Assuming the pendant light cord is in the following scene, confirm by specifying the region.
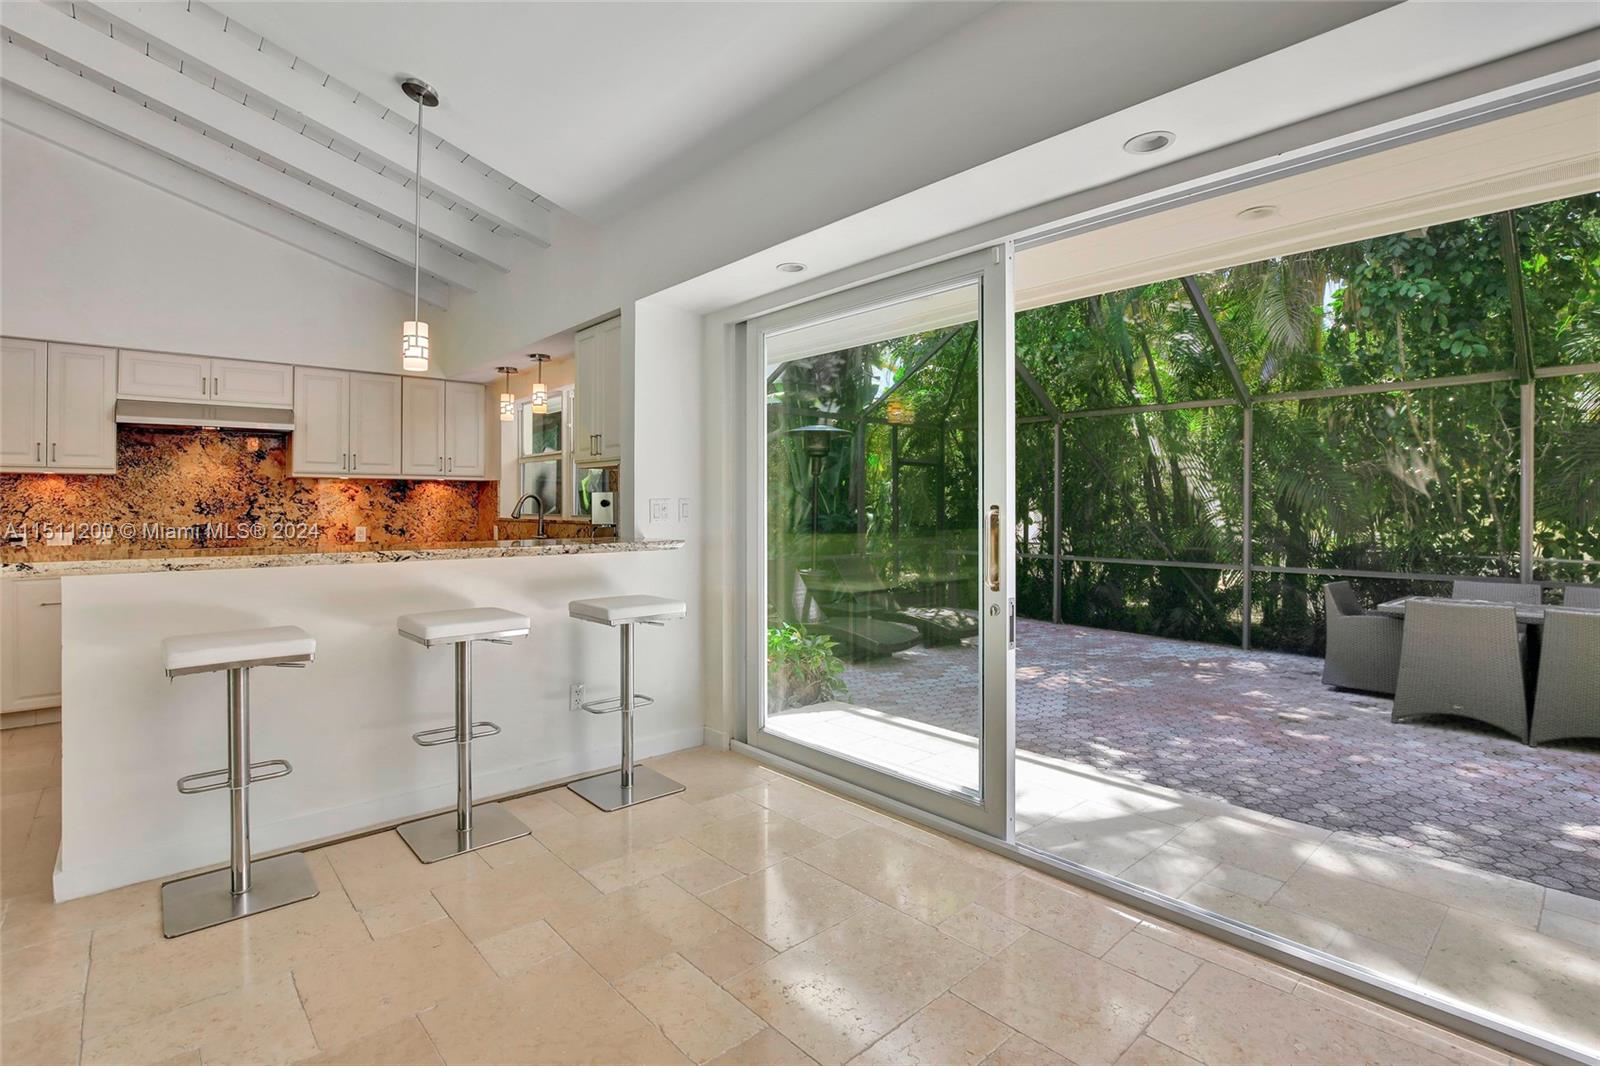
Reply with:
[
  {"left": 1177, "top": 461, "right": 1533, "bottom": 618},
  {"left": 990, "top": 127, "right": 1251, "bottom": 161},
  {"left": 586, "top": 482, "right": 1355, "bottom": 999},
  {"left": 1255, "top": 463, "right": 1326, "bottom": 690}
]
[{"left": 413, "top": 92, "right": 423, "bottom": 326}]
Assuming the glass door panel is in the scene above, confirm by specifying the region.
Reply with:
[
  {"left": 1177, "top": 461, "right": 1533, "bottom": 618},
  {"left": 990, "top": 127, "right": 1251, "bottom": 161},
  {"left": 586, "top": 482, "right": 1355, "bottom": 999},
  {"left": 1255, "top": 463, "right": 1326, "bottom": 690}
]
[{"left": 747, "top": 249, "right": 1014, "bottom": 837}]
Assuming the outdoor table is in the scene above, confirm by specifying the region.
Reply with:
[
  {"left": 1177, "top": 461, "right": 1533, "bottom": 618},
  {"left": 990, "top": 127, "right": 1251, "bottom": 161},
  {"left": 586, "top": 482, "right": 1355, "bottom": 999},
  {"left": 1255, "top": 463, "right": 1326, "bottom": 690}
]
[{"left": 1375, "top": 596, "right": 1600, "bottom": 625}]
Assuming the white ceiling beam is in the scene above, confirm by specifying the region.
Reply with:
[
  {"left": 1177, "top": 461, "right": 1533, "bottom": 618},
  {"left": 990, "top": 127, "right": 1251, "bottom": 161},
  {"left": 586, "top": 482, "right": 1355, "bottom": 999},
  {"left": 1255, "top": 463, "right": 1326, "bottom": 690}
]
[
  {"left": 2, "top": 88, "right": 451, "bottom": 309},
  {"left": 0, "top": 2, "right": 515, "bottom": 271},
  {"left": 80, "top": 0, "right": 552, "bottom": 247},
  {"left": 0, "top": 42, "right": 485, "bottom": 292}
]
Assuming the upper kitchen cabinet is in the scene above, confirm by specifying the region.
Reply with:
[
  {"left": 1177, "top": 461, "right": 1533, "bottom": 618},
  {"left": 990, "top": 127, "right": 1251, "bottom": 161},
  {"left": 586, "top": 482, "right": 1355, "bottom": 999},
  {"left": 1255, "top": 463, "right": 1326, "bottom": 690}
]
[
  {"left": 401, "top": 378, "right": 487, "bottom": 478},
  {"left": 348, "top": 373, "right": 403, "bottom": 476},
  {"left": 292, "top": 369, "right": 404, "bottom": 477},
  {"left": 574, "top": 317, "right": 622, "bottom": 466},
  {"left": 444, "top": 381, "right": 486, "bottom": 478},
  {"left": 119, "top": 350, "right": 293, "bottom": 407},
  {"left": 0, "top": 339, "right": 116, "bottom": 474}
]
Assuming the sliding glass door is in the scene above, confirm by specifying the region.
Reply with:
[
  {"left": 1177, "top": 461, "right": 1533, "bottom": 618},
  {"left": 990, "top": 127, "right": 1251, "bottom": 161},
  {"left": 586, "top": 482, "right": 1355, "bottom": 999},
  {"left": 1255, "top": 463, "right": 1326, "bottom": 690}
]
[{"left": 745, "top": 247, "right": 1014, "bottom": 837}]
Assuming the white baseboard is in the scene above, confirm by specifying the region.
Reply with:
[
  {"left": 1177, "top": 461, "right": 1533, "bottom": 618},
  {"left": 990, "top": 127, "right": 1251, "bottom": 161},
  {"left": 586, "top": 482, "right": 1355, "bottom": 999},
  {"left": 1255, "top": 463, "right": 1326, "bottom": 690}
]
[
  {"left": 52, "top": 725, "right": 705, "bottom": 901},
  {"left": 701, "top": 727, "right": 730, "bottom": 751}
]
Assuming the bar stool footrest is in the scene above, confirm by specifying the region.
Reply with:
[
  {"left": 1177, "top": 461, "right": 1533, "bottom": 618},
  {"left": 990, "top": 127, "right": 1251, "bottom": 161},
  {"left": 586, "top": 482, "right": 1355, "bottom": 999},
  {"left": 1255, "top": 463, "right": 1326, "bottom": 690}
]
[
  {"left": 411, "top": 721, "right": 502, "bottom": 747},
  {"left": 175, "top": 758, "right": 294, "bottom": 794},
  {"left": 160, "top": 851, "right": 319, "bottom": 938},
  {"left": 579, "top": 694, "right": 655, "bottom": 715}
]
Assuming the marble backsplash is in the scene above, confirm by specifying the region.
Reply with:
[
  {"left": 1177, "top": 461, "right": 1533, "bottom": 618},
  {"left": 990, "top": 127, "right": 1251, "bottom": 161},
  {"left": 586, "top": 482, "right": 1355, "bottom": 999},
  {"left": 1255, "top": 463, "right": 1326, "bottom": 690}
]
[{"left": 0, "top": 428, "right": 496, "bottom": 552}]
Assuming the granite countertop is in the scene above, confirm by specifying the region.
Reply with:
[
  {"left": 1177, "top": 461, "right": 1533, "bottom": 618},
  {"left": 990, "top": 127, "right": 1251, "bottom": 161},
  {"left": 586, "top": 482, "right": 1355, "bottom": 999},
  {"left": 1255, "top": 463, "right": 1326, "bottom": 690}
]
[{"left": 0, "top": 538, "right": 685, "bottom": 577}]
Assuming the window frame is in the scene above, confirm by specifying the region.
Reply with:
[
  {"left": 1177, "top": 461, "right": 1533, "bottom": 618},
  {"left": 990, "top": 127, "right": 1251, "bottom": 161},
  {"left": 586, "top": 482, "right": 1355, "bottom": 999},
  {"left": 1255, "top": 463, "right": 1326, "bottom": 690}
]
[{"left": 516, "top": 385, "right": 575, "bottom": 517}]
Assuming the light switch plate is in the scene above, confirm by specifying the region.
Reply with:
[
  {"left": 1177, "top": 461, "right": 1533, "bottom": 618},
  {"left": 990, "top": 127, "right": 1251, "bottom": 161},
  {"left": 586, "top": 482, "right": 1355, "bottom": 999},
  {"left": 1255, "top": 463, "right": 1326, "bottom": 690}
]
[
  {"left": 678, "top": 498, "right": 690, "bottom": 521},
  {"left": 649, "top": 498, "right": 670, "bottom": 522}
]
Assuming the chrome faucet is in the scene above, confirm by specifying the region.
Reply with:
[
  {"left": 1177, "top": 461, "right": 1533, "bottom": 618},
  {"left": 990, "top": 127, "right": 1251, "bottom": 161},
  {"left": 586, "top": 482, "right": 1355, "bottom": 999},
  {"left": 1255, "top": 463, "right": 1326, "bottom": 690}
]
[{"left": 511, "top": 493, "right": 547, "bottom": 538}]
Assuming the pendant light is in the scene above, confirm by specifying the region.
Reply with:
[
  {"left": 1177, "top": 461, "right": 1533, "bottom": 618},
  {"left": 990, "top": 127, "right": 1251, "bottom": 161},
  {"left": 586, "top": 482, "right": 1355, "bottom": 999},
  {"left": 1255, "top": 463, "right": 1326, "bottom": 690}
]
[
  {"left": 528, "top": 354, "right": 550, "bottom": 414},
  {"left": 497, "top": 366, "right": 518, "bottom": 421},
  {"left": 400, "top": 77, "right": 439, "bottom": 373}
]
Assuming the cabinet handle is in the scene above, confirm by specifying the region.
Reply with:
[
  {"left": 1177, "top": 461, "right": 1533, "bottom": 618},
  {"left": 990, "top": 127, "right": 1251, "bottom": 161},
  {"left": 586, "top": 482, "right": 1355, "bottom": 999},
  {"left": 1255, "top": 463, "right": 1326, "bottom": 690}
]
[
  {"left": 437, "top": 455, "right": 443, "bottom": 472},
  {"left": 51, "top": 443, "right": 56, "bottom": 462},
  {"left": 35, "top": 442, "right": 41, "bottom": 462},
  {"left": 201, "top": 377, "right": 207, "bottom": 396},
  {"left": 351, "top": 453, "right": 357, "bottom": 470},
  {"left": 213, "top": 376, "right": 219, "bottom": 396},
  {"left": 38, "top": 601, "right": 61, "bottom": 607},
  {"left": 447, "top": 456, "right": 453, "bottom": 473},
  {"left": 342, "top": 452, "right": 348, "bottom": 470}
]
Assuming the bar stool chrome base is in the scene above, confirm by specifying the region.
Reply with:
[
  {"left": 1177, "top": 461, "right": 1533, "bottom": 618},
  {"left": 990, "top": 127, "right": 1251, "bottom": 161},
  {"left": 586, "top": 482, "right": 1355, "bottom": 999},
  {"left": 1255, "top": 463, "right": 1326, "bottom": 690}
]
[
  {"left": 397, "top": 800, "right": 529, "bottom": 864},
  {"left": 161, "top": 851, "right": 318, "bottom": 939},
  {"left": 568, "top": 764, "right": 685, "bottom": 813}
]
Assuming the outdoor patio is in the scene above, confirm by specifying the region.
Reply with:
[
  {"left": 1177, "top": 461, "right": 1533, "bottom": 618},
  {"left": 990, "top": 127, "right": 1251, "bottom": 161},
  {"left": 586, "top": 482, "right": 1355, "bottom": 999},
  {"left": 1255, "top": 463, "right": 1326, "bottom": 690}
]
[{"left": 766, "top": 619, "right": 1600, "bottom": 1047}]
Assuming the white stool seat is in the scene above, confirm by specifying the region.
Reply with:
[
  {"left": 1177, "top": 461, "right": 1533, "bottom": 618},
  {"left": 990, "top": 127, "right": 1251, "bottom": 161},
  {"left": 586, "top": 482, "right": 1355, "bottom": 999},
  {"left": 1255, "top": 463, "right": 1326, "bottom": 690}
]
[
  {"left": 397, "top": 607, "right": 531, "bottom": 646},
  {"left": 163, "top": 625, "right": 315, "bottom": 677},
  {"left": 569, "top": 595, "right": 687, "bottom": 626}
]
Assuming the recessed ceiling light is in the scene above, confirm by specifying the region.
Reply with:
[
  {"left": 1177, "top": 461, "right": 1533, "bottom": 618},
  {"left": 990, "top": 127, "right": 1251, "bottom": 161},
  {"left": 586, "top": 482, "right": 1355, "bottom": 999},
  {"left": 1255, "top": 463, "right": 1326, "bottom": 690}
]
[
  {"left": 1122, "top": 130, "right": 1175, "bottom": 155},
  {"left": 777, "top": 262, "right": 806, "bottom": 273},
  {"left": 1236, "top": 205, "right": 1279, "bottom": 222}
]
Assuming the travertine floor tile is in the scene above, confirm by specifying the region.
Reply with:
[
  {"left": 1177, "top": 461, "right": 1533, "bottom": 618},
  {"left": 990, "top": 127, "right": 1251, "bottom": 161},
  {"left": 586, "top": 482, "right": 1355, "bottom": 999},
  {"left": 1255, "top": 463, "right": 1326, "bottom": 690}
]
[
  {"left": 669, "top": 853, "right": 747, "bottom": 897},
  {"left": 1102, "top": 930, "right": 1202, "bottom": 992},
  {"left": 475, "top": 833, "right": 553, "bottom": 869},
  {"left": 420, "top": 949, "right": 690, "bottom": 1065},
  {"left": 1119, "top": 845, "right": 1219, "bottom": 899},
  {"left": 294, "top": 1017, "right": 443, "bottom": 1066},
  {"left": 1, "top": 999, "right": 83, "bottom": 1066},
  {"left": 291, "top": 919, "right": 496, "bottom": 1050},
  {"left": 355, "top": 892, "right": 446, "bottom": 940},
  {"left": 533, "top": 796, "right": 704, "bottom": 870},
  {"left": 799, "top": 826, "right": 1008, "bottom": 926},
  {"left": 726, "top": 902, "right": 985, "bottom": 1066},
  {"left": 1147, "top": 963, "right": 1462, "bottom": 1066},
  {"left": 677, "top": 922, "right": 777, "bottom": 986},
  {"left": 702, "top": 858, "right": 873, "bottom": 951},
  {"left": 81, "top": 971, "right": 316, "bottom": 1066},
  {"left": 937, "top": 903, "right": 1028, "bottom": 956},
  {"left": 1178, "top": 882, "right": 1339, "bottom": 950},
  {"left": 322, "top": 831, "right": 488, "bottom": 913},
  {"left": 614, "top": 953, "right": 765, "bottom": 1063},
  {"left": 1292, "top": 979, "right": 1511, "bottom": 1066},
  {"left": 848, "top": 993, "right": 1013, "bottom": 1066},
  {"left": 1168, "top": 816, "right": 1320, "bottom": 882},
  {"left": 738, "top": 778, "right": 860, "bottom": 823},
  {"left": 980, "top": 1033, "right": 1072, "bottom": 1066},
  {"left": 704, "top": 1027, "right": 817, "bottom": 1066},
  {"left": 472, "top": 918, "right": 568, "bottom": 979},
  {"left": 983, "top": 871, "right": 1141, "bottom": 957},
  {"left": 430, "top": 852, "right": 602, "bottom": 942},
  {"left": 554, "top": 875, "right": 735, "bottom": 981},
  {"left": 953, "top": 932, "right": 1169, "bottom": 1066},
  {"left": 1, "top": 881, "right": 157, "bottom": 953},
  {"left": 2, "top": 930, "right": 89, "bottom": 1022},
  {"left": 1307, "top": 834, "right": 1544, "bottom": 930},
  {"left": 1112, "top": 1035, "right": 1201, "bottom": 1066},
  {"left": 580, "top": 837, "right": 711, "bottom": 894},
  {"left": 1272, "top": 864, "right": 1447, "bottom": 956},
  {"left": 685, "top": 809, "right": 827, "bottom": 874}
]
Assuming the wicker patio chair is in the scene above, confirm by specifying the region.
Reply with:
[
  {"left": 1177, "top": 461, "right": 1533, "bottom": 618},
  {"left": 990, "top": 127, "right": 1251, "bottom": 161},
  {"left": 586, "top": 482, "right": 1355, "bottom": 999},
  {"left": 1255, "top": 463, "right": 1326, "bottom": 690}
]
[
  {"left": 1530, "top": 608, "right": 1600, "bottom": 744},
  {"left": 1452, "top": 579, "right": 1541, "bottom": 605},
  {"left": 1321, "top": 581, "right": 1403, "bottom": 695},
  {"left": 1393, "top": 599, "right": 1528, "bottom": 742},
  {"left": 1563, "top": 585, "right": 1600, "bottom": 609}
]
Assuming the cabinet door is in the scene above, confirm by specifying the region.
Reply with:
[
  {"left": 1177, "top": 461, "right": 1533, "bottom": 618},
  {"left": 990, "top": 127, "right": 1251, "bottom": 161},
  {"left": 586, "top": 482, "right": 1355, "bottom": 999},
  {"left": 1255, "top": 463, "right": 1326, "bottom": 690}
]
[
  {"left": 211, "top": 358, "right": 294, "bottom": 407},
  {"left": 573, "top": 329, "right": 597, "bottom": 458},
  {"left": 596, "top": 318, "right": 623, "bottom": 462},
  {"left": 1, "top": 338, "right": 48, "bottom": 469},
  {"left": 2, "top": 579, "right": 62, "bottom": 712},
  {"left": 117, "top": 349, "right": 209, "bottom": 401},
  {"left": 401, "top": 377, "right": 447, "bottom": 476},
  {"left": 292, "top": 368, "right": 349, "bottom": 475},
  {"left": 46, "top": 344, "right": 118, "bottom": 472},
  {"left": 349, "top": 373, "right": 402, "bottom": 476},
  {"left": 444, "top": 381, "right": 486, "bottom": 478}
]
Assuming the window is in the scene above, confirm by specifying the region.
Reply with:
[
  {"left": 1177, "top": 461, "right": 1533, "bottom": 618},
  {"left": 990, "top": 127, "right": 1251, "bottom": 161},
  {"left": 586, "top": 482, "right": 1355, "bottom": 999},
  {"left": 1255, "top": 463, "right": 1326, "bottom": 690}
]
[{"left": 517, "top": 387, "right": 572, "bottom": 515}]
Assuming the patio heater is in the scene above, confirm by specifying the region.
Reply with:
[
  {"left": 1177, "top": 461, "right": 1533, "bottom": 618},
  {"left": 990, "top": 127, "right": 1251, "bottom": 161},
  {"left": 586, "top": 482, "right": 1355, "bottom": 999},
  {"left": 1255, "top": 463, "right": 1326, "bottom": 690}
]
[{"left": 791, "top": 423, "right": 848, "bottom": 569}]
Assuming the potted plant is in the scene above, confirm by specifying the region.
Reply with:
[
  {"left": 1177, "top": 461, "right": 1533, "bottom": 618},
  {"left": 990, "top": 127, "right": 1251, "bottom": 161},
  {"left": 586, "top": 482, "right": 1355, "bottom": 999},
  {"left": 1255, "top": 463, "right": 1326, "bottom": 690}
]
[{"left": 767, "top": 624, "right": 847, "bottom": 710}]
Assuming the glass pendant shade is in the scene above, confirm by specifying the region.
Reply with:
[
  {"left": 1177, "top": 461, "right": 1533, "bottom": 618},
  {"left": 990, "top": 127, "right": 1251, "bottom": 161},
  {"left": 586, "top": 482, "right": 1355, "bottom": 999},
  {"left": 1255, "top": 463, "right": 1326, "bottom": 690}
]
[
  {"left": 402, "top": 320, "right": 430, "bottom": 373},
  {"left": 529, "top": 380, "right": 548, "bottom": 414},
  {"left": 499, "top": 392, "right": 515, "bottom": 421}
]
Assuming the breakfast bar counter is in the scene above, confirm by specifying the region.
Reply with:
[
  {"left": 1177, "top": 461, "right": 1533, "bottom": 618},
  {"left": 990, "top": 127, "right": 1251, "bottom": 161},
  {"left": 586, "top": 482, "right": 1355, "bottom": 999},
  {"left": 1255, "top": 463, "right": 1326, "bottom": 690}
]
[{"left": 18, "top": 539, "right": 700, "bottom": 900}]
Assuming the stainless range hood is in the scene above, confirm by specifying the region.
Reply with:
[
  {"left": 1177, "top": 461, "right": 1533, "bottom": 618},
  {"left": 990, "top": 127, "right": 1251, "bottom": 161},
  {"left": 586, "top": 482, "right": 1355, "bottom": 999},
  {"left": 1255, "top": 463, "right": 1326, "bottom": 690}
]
[{"left": 115, "top": 399, "right": 295, "bottom": 432}]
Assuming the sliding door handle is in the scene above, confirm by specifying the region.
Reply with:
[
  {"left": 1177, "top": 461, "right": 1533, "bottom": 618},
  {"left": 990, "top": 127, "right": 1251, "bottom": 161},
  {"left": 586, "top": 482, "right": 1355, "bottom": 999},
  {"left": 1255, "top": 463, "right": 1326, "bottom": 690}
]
[{"left": 988, "top": 504, "right": 1001, "bottom": 592}]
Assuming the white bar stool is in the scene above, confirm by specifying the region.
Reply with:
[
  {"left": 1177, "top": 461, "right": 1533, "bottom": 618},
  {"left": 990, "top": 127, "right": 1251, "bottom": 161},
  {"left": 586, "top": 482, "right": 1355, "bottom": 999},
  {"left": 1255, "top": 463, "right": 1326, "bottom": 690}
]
[
  {"left": 160, "top": 625, "right": 318, "bottom": 938},
  {"left": 395, "top": 607, "right": 533, "bottom": 862},
  {"left": 567, "top": 594, "right": 687, "bottom": 811}
]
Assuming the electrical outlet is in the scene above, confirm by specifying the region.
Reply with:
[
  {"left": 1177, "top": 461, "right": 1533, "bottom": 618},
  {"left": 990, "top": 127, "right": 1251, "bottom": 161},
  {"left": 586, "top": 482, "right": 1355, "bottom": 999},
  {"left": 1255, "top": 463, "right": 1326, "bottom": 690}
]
[
  {"left": 570, "top": 683, "right": 585, "bottom": 713},
  {"left": 354, "top": 526, "right": 368, "bottom": 543},
  {"left": 649, "top": 498, "right": 670, "bottom": 522},
  {"left": 678, "top": 498, "right": 690, "bottom": 521}
]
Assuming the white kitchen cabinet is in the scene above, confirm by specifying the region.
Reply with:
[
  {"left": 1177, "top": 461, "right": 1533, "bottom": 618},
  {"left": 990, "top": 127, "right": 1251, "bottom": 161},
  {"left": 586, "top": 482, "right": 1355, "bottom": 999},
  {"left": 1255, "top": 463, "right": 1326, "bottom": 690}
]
[
  {"left": 574, "top": 316, "right": 621, "bottom": 466},
  {"left": 1, "top": 338, "right": 48, "bottom": 469},
  {"left": 401, "top": 377, "right": 447, "bottom": 476},
  {"left": 2, "top": 577, "right": 62, "bottom": 713},
  {"left": 291, "top": 367, "right": 349, "bottom": 476},
  {"left": 119, "top": 350, "right": 292, "bottom": 407},
  {"left": 1, "top": 339, "right": 116, "bottom": 474},
  {"left": 349, "top": 373, "right": 403, "bottom": 476},
  {"left": 211, "top": 358, "right": 294, "bottom": 407},
  {"left": 444, "top": 381, "right": 486, "bottom": 478},
  {"left": 46, "top": 344, "right": 118, "bottom": 472}
]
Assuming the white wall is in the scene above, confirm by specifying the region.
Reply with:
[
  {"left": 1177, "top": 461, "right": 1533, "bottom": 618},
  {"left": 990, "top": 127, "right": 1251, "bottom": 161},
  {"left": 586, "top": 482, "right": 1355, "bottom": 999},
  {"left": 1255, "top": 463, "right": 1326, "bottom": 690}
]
[{"left": 0, "top": 124, "right": 450, "bottom": 374}]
